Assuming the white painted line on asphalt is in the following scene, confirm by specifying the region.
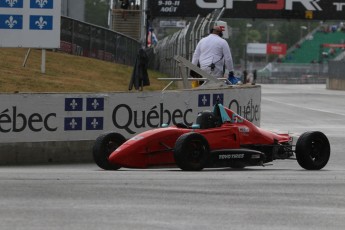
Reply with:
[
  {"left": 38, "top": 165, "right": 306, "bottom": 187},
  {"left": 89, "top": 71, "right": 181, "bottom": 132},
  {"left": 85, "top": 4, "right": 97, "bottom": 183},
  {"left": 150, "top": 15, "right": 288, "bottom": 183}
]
[{"left": 263, "top": 98, "right": 345, "bottom": 117}]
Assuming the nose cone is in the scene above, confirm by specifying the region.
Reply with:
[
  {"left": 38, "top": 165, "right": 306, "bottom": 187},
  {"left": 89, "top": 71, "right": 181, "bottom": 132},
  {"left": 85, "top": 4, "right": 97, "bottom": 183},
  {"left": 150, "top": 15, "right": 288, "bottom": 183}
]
[{"left": 108, "top": 143, "right": 147, "bottom": 168}]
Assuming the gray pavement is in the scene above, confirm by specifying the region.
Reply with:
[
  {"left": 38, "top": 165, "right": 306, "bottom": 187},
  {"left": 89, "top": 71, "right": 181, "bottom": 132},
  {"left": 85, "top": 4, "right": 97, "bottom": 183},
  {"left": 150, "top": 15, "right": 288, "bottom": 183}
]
[{"left": 0, "top": 84, "right": 345, "bottom": 230}]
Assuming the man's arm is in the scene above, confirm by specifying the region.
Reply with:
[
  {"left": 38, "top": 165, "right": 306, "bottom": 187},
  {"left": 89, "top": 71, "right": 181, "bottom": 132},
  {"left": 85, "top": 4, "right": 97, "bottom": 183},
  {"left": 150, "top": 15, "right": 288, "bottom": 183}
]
[
  {"left": 192, "top": 43, "right": 201, "bottom": 65},
  {"left": 222, "top": 41, "right": 234, "bottom": 72}
]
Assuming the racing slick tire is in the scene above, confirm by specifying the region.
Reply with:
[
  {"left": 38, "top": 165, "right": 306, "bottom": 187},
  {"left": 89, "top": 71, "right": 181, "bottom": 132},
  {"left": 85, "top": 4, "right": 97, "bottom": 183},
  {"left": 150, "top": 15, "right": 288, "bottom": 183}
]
[
  {"left": 93, "top": 132, "right": 126, "bottom": 170},
  {"left": 295, "top": 131, "right": 330, "bottom": 170},
  {"left": 174, "top": 133, "right": 210, "bottom": 171}
]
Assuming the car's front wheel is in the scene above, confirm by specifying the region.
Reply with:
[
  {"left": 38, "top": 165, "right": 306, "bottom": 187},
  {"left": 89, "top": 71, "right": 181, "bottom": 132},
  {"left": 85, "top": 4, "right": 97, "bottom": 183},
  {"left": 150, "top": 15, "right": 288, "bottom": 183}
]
[
  {"left": 295, "top": 131, "right": 330, "bottom": 170},
  {"left": 93, "top": 132, "right": 126, "bottom": 170},
  {"left": 174, "top": 133, "right": 210, "bottom": 171}
]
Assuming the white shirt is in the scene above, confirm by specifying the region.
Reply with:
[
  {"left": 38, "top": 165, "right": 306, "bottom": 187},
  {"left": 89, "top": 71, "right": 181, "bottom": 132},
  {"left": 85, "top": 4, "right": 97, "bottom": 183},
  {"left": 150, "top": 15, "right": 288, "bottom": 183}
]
[{"left": 192, "top": 34, "right": 234, "bottom": 78}]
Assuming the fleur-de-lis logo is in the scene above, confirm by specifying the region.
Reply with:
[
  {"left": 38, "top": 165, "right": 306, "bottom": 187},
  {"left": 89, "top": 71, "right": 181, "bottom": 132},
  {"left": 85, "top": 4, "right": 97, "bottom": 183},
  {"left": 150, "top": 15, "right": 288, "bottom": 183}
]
[
  {"left": 69, "top": 119, "right": 78, "bottom": 129},
  {"left": 92, "top": 99, "right": 99, "bottom": 110},
  {"left": 35, "top": 16, "right": 47, "bottom": 29},
  {"left": 5, "top": 16, "right": 17, "bottom": 28},
  {"left": 91, "top": 118, "right": 99, "bottom": 129},
  {"left": 70, "top": 99, "right": 79, "bottom": 110},
  {"left": 5, "top": 0, "right": 18, "bottom": 7},
  {"left": 35, "top": 0, "right": 48, "bottom": 8}
]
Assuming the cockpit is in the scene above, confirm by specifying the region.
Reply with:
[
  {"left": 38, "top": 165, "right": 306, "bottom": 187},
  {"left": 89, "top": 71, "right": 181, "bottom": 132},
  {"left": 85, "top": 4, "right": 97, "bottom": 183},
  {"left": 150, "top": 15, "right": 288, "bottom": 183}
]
[{"left": 195, "top": 103, "right": 232, "bottom": 129}]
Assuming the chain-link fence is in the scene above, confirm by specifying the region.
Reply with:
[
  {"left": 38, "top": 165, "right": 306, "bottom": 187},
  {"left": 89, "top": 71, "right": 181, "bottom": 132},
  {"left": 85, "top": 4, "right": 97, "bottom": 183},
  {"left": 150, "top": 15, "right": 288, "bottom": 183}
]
[
  {"left": 60, "top": 16, "right": 140, "bottom": 66},
  {"left": 151, "top": 9, "right": 225, "bottom": 78},
  {"left": 59, "top": 15, "right": 339, "bottom": 85}
]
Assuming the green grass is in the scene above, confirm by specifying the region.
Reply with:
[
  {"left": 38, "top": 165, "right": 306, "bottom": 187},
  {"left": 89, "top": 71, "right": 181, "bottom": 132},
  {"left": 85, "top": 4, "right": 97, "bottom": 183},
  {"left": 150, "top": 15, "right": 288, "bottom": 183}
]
[{"left": 0, "top": 48, "right": 169, "bottom": 93}]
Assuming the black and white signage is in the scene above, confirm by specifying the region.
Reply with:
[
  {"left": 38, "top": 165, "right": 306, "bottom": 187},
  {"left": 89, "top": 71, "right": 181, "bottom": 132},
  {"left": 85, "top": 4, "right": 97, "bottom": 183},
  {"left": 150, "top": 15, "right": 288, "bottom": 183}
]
[
  {"left": 149, "top": 0, "right": 345, "bottom": 20},
  {"left": 0, "top": 87, "right": 261, "bottom": 143}
]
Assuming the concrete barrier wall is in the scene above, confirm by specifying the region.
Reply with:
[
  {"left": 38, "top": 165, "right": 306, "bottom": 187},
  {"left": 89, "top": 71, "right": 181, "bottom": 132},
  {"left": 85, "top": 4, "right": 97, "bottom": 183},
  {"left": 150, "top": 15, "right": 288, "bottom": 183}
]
[
  {"left": 327, "top": 61, "right": 345, "bottom": 90},
  {"left": 0, "top": 86, "right": 261, "bottom": 165},
  {"left": 0, "top": 141, "right": 93, "bottom": 165},
  {"left": 327, "top": 78, "right": 345, "bottom": 90}
]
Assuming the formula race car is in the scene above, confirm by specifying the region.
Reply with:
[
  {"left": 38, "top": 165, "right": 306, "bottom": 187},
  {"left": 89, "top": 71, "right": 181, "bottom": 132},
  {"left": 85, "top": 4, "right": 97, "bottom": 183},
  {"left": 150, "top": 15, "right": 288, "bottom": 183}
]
[{"left": 93, "top": 103, "right": 331, "bottom": 171}]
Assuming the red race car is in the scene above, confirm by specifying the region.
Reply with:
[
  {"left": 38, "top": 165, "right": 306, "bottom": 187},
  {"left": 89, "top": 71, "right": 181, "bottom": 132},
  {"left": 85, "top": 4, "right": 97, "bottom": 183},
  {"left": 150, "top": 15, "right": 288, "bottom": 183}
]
[{"left": 93, "top": 103, "right": 330, "bottom": 171}]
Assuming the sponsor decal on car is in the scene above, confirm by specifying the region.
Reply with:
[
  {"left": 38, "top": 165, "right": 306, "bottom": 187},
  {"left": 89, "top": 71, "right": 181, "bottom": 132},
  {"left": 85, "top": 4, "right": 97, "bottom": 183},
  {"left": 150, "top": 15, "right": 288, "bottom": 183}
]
[
  {"left": 219, "top": 154, "right": 244, "bottom": 160},
  {"left": 129, "top": 136, "right": 144, "bottom": 141},
  {"left": 251, "top": 154, "right": 261, "bottom": 159},
  {"left": 238, "top": 126, "right": 250, "bottom": 133}
]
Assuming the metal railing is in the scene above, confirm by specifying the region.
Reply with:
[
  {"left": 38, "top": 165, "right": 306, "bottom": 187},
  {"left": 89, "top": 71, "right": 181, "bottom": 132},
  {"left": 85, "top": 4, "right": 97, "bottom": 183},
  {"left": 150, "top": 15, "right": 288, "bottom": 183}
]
[
  {"left": 58, "top": 14, "right": 338, "bottom": 85},
  {"left": 158, "top": 55, "right": 230, "bottom": 91},
  {"left": 59, "top": 16, "right": 140, "bottom": 66},
  {"left": 151, "top": 9, "right": 224, "bottom": 78},
  {"left": 256, "top": 62, "right": 328, "bottom": 83}
]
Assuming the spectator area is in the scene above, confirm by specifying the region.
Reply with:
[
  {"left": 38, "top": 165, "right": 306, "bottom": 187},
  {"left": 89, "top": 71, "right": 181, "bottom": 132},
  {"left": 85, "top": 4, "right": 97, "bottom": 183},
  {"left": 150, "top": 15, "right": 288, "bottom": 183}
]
[{"left": 283, "top": 28, "right": 345, "bottom": 64}]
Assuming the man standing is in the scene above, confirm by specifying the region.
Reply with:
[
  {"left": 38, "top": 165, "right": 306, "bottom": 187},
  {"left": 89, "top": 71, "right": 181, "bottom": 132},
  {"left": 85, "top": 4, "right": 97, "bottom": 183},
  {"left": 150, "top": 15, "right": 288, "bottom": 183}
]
[{"left": 192, "top": 26, "right": 234, "bottom": 78}]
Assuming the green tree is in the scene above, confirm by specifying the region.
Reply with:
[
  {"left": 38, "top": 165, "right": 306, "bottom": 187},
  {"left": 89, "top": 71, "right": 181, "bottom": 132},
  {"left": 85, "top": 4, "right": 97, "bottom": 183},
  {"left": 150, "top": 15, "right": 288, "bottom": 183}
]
[
  {"left": 247, "top": 29, "right": 261, "bottom": 43},
  {"left": 85, "top": 0, "right": 110, "bottom": 28}
]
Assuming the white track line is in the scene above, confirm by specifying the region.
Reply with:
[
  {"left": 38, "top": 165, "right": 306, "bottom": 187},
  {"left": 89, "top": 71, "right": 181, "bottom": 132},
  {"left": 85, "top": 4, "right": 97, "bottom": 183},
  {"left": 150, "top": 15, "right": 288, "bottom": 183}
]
[{"left": 263, "top": 98, "right": 345, "bottom": 117}]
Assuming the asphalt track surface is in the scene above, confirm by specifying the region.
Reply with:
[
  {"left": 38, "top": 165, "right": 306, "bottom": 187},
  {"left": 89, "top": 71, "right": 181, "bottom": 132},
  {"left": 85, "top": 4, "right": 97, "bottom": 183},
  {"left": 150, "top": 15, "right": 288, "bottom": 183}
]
[{"left": 0, "top": 84, "right": 344, "bottom": 230}]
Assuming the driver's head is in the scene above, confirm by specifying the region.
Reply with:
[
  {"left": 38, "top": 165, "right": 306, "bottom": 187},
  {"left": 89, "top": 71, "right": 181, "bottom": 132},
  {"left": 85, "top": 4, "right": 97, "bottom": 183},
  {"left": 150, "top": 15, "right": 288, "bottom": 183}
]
[{"left": 196, "top": 111, "right": 218, "bottom": 129}]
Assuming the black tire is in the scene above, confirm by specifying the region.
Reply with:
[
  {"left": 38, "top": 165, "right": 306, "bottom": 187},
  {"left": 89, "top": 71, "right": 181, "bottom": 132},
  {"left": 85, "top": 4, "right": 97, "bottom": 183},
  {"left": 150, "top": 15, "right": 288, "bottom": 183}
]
[
  {"left": 295, "top": 131, "right": 330, "bottom": 170},
  {"left": 174, "top": 133, "right": 210, "bottom": 171},
  {"left": 93, "top": 132, "right": 126, "bottom": 170}
]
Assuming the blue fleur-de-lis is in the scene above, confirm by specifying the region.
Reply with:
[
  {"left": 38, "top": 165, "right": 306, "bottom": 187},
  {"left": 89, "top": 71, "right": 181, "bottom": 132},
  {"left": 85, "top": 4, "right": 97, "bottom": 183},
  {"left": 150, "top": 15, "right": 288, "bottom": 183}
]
[
  {"left": 35, "top": 16, "right": 47, "bottom": 29},
  {"left": 5, "top": 0, "right": 18, "bottom": 7},
  {"left": 35, "top": 0, "right": 48, "bottom": 8},
  {"left": 5, "top": 16, "right": 17, "bottom": 28}
]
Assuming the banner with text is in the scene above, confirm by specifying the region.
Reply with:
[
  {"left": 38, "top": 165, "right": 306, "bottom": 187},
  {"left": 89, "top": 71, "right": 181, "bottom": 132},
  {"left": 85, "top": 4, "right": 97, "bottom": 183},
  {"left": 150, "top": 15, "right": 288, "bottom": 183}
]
[
  {"left": 149, "top": 0, "right": 345, "bottom": 20},
  {"left": 247, "top": 43, "right": 287, "bottom": 55},
  {"left": 0, "top": 87, "right": 261, "bottom": 143}
]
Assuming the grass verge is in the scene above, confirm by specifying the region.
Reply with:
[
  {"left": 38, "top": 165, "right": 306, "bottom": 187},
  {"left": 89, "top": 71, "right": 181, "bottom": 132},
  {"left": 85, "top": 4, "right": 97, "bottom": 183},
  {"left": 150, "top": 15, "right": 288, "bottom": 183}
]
[{"left": 0, "top": 48, "right": 169, "bottom": 93}]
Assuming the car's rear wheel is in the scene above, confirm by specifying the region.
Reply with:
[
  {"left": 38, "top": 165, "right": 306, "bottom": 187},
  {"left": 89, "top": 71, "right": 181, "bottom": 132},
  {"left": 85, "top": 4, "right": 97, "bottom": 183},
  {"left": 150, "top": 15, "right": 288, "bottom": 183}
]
[
  {"left": 93, "top": 132, "right": 126, "bottom": 170},
  {"left": 295, "top": 131, "right": 330, "bottom": 170},
  {"left": 174, "top": 133, "right": 210, "bottom": 171}
]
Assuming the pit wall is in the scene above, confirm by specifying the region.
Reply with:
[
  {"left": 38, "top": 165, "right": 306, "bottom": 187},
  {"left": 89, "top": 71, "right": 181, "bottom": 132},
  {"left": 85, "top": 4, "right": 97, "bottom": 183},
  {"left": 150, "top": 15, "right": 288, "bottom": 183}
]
[
  {"left": 327, "top": 78, "right": 345, "bottom": 90},
  {"left": 0, "top": 85, "right": 261, "bottom": 165},
  {"left": 327, "top": 61, "right": 345, "bottom": 90}
]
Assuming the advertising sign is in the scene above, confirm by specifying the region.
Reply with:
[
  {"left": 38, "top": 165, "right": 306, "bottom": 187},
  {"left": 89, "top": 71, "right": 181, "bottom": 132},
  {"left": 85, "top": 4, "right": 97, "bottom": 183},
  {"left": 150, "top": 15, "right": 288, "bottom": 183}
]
[
  {"left": 149, "top": 0, "right": 345, "bottom": 20},
  {"left": 323, "top": 43, "right": 345, "bottom": 48},
  {"left": 0, "top": 87, "right": 261, "bottom": 143},
  {"left": 0, "top": 0, "right": 61, "bottom": 48},
  {"left": 247, "top": 43, "right": 287, "bottom": 55},
  {"left": 247, "top": 43, "right": 267, "bottom": 55},
  {"left": 159, "top": 20, "right": 186, "bottom": 27},
  {"left": 267, "top": 43, "right": 287, "bottom": 55}
]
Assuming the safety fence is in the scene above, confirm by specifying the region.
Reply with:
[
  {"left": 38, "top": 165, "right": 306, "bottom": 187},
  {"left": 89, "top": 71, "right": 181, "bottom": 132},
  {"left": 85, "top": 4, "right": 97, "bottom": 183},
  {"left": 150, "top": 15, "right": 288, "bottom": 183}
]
[
  {"left": 150, "top": 10, "right": 336, "bottom": 84},
  {"left": 256, "top": 62, "right": 328, "bottom": 84},
  {"left": 59, "top": 16, "right": 140, "bottom": 66},
  {"left": 150, "top": 9, "right": 225, "bottom": 78},
  {"left": 58, "top": 15, "right": 337, "bottom": 85}
]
